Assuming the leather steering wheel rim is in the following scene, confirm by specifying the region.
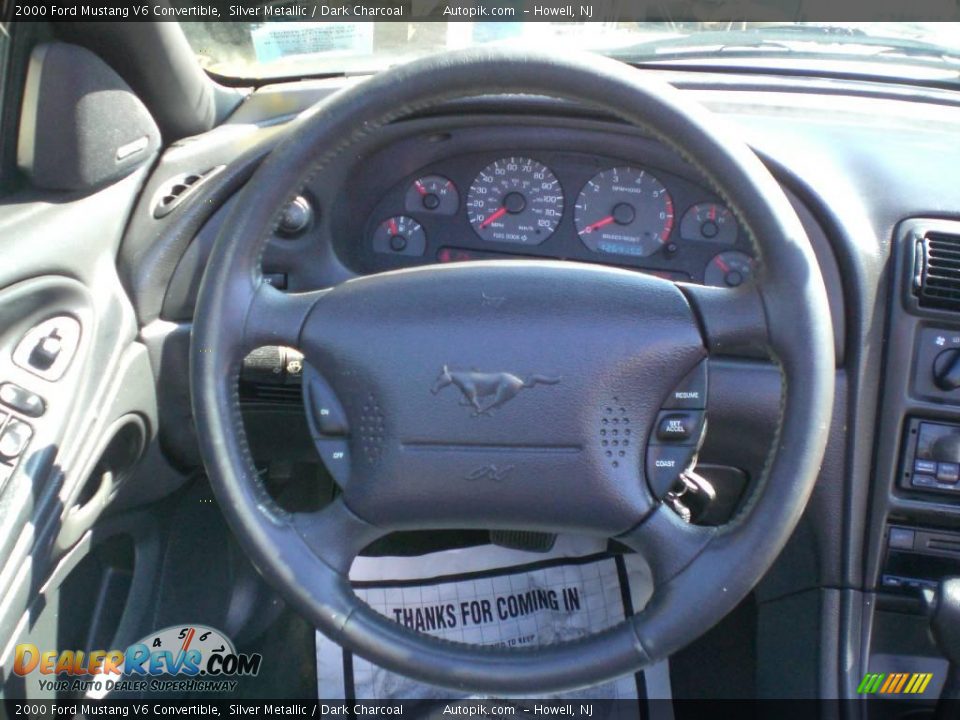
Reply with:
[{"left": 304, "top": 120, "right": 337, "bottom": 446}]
[{"left": 191, "top": 48, "right": 834, "bottom": 693}]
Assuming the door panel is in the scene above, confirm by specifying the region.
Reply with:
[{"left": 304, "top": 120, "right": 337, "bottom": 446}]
[{"left": 0, "top": 138, "right": 163, "bottom": 699}]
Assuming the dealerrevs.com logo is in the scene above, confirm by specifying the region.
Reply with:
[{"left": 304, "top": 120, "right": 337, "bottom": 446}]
[{"left": 14, "top": 625, "right": 261, "bottom": 694}]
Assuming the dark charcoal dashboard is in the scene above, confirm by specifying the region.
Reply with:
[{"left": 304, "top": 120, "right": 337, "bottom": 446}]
[
  {"left": 123, "top": 77, "right": 960, "bottom": 701},
  {"left": 159, "top": 117, "right": 844, "bottom": 356}
]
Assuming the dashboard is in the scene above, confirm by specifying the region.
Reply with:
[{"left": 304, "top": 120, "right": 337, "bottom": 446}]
[
  {"left": 123, "top": 69, "right": 960, "bottom": 703},
  {"left": 160, "top": 115, "right": 844, "bottom": 360}
]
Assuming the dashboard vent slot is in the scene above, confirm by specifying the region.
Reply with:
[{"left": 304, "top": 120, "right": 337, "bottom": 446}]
[
  {"left": 151, "top": 165, "right": 225, "bottom": 219},
  {"left": 916, "top": 232, "right": 960, "bottom": 312}
]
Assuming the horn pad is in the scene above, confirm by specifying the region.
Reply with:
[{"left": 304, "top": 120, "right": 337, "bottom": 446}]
[{"left": 299, "top": 260, "right": 705, "bottom": 535}]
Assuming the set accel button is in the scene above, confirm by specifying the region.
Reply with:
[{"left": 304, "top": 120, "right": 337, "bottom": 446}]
[{"left": 655, "top": 411, "right": 704, "bottom": 443}]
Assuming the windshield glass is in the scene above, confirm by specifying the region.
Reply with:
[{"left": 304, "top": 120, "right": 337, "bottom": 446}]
[{"left": 182, "top": 21, "right": 960, "bottom": 80}]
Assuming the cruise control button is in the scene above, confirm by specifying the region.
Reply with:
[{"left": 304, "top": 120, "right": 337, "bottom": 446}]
[
  {"left": 304, "top": 370, "right": 348, "bottom": 436},
  {"left": 937, "top": 462, "right": 960, "bottom": 484},
  {"left": 646, "top": 444, "right": 696, "bottom": 499},
  {"left": 652, "top": 410, "right": 704, "bottom": 446},
  {"left": 655, "top": 412, "right": 702, "bottom": 442},
  {"left": 315, "top": 438, "right": 350, "bottom": 485},
  {"left": 0, "top": 419, "right": 32, "bottom": 460},
  {"left": 662, "top": 362, "right": 707, "bottom": 410},
  {"left": 0, "top": 383, "right": 45, "bottom": 418}
]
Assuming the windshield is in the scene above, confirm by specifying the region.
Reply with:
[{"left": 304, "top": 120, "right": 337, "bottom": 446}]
[{"left": 182, "top": 21, "right": 960, "bottom": 81}]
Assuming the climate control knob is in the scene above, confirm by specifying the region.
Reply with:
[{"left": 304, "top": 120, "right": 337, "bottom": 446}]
[{"left": 933, "top": 348, "right": 960, "bottom": 390}]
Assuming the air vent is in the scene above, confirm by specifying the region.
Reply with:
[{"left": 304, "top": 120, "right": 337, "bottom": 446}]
[
  {"left": 151, "top": 165, "right": 225, "bottom": 219},
  {"left": 916, "top": 232, "right": 960, "bottom": 312}
]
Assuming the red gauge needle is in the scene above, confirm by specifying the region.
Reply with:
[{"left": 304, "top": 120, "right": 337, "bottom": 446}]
[
  {"left": 583, "top": 215, "right": 615, "bottom": 234},
  {"left": 480, "top": 206, "right": 508, "bottom": 229},
  {"left": 414, "top": 181, "right": 427, "bottom": 196},
  {"left": 714, "top": 256, "right": 731, "bottom": 273},
  {"left": 388, "top": 218, "right": 399, "bottom": 235}
]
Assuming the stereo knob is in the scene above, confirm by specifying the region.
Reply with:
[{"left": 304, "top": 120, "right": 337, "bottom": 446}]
[{"left": 933, "top": 349, "right": 960, "bottom": 391}]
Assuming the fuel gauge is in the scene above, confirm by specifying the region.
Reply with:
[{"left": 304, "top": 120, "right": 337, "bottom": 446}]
[
  {"left": 705, "top": 251, "right": 755, "bottom": 288},
  {"left": 405, "top": 175, "right": 459, "bottom": 215},
  {"left": 680, "top": 203, "right": 737, "bottom": 244},
  {"left": 372, "top": 215, "right": 426, "bottom": 257}
]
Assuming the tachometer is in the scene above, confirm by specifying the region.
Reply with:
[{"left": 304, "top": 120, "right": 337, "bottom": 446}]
[
  {"left": 466, "top": 157, "right": 563, "bottom": 245},
  {"left": 575, "top": 167, "right": 674, "bottom": 257}
]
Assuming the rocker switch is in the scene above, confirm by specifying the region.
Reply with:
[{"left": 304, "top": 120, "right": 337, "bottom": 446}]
[
  {"left": 0, "top": 419, "right": 32, "bottom": 460},
  {"left": 13, "top": 316, "right": 81, "bottom": 382},
  {"left": 30, "top": 330, "right": 62, "bottom": 371}
]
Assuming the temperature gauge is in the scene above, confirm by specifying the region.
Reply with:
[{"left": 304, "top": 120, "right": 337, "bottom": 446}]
[
  {"left": 405, "top": 175, "right": 459, "bottom": 215},
  {"left": 680, "top": 203, "right": 737, "bottom": 244},
  {"left": 705, "top": 251, "right": 755, "bottom": 288},
  {"left": 372, "top": 216, "right": 426, "bottom": 257}
]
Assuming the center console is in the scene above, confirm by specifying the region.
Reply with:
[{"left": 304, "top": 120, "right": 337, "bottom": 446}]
[{"left": 865, "top": 219, "right": 960, "bottom": 710}]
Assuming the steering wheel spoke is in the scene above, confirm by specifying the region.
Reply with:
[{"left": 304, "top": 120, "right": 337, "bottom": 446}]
[
  {"left": 292, "top": 497, "right": 387, "bottom": 575},
  {"left": 617, "top": 506, "right": 717, "bottom": 587},
  {"left": 679, "top": 283, "right": 770, "bottom": 358},
  {"left": 243, "top": 280, "right": 328, "bottom": 352}
]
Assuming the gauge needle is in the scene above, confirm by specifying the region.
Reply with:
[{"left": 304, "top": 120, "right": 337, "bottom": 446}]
[
  {"left": 583, "top": 215, "right": 615, "bottom": 234},
  {"left": 181, "top": 627, "right": 195, "bottom": 652},
  {"left": 414, "top": 181, "right": 427, "bottom": 195},
  {"left": 714, "top": 256, "right": 731, "bottom": 273},
  {"left": 388, "top": 218, "right": 399, "bottom": 235},
  {"left": 480, "top": 206, "right": 508, "bottom": 229}
]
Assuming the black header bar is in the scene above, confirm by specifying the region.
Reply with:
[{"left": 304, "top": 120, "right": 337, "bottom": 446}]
[{"left": 5, "top": 0, "right": 960, "bottom": 22}]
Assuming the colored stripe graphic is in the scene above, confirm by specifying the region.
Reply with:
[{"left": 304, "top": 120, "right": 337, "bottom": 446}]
[
  {"left": 879, "top": 674, "right": 897, "bottom": 693},
  {"left": 857, "top": 673, "right": 885, "bottom": 694},
  {"left": 858, "top": 672, "right": 934, "bottom": 694},
  {"left": 913, "top": 674, "right": 933, "bottom": 694}
]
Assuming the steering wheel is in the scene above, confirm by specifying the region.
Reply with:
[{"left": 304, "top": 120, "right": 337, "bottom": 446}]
[{"left": 191, "top": 48, "right": 833, "bottom": 693}]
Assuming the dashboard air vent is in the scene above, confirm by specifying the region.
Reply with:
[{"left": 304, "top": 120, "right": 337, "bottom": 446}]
[
  {"left": 151, "top": 165, "right": 225, "bottom": 219},
  {"left": 916, "top": 232, "right": 960, "bottom": 312}
]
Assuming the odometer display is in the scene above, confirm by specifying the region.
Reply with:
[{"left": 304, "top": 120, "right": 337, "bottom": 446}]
[
  {"left": 575, "top": 167, "right": 674, "bottom": 257},
  {"left": 466, "top": 157, "right": 563, "bottom": 245}
]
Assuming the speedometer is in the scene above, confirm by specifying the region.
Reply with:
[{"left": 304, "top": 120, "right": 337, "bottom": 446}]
[
  {"left": 466, "top": 157, "right": 563, "bottom": 245},
  {"left": 575, "top": 167, "right": 674, "bottom": 257}
]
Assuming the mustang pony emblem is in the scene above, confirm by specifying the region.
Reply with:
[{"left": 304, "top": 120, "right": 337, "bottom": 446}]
[{"left": 431, "top": 365, "right": 561, "bottom": 416}]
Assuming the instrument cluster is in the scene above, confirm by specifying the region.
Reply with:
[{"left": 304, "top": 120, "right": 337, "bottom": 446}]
[{"left": 358, "top": 150, "right": 756, "bottom": 287}]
